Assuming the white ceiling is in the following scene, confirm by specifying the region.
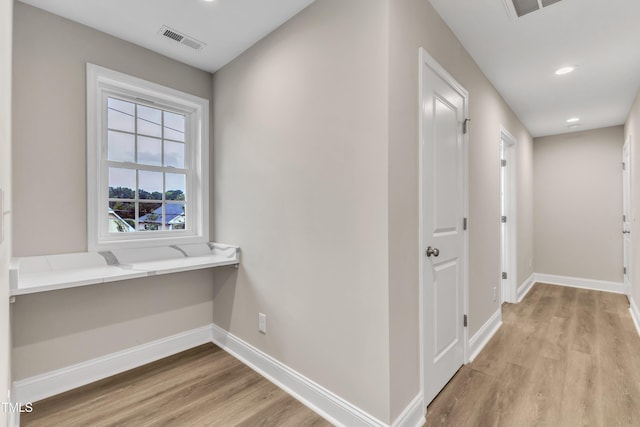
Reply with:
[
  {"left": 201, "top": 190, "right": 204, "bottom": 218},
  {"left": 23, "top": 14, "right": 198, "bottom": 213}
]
[
  {"left": 429, "top": 0, "right": 640, "bottom": 137},
  {"left": 18, "top": 0, "right": 316, "bottom": 73},
  {"left": 18, "top": 0, "right": 640, "bottom": 137}
]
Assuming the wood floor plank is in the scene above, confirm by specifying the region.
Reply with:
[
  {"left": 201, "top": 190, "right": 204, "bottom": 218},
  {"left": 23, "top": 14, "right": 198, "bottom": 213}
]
[
  {"left": 554, "top": 285, "right": 576, "bottom": 319},
  {"left": 559, "top": 350, "right": 599, "bottom": 427},
  {"left": 597, "top": 290, "right": 628, "bottom": 315},
  {"left": 426, "top": 366, "right": 501, "bottom": 427},
  {"left": 21, "top": 343, "right": 332, "bottom": 427},
  {"left": 426, "top": 283, "right": 640, "bottom": 427},
  {"left": 53, "top": 349, "right": 243, "bottom": 427},
  {"left": 596, "top": 309, "right": 640, "bottom": 426},
  {"left": 235, "top": 394, "right": 329, "bottom": 427},
  {"left": 570, "top": 289, "right": 597, "bottom": 354},
  {"left": 539, "top": 315, "right": 571, "bottom": 360},
  {"left": 470, "top": 326, "right": 517, "bottom": 378},
  {"left": 500, "top": 355, "right": 566, "bottom": 427}
]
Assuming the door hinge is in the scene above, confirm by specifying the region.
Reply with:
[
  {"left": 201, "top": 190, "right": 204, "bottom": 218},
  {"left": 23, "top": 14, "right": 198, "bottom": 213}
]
[
  {"left": 623, "top": 162, "right": 626, "bottom": 170},
  {"left": 624, "top": 215, "right": 627, "bottom": 222},
  {"left": 501, "top": 159, "right": 507, "bottom": 167},
  {"left": 463, "top": 118, "right": 471, "bottom": 134},
  {"left": 463, "top": 217, "right": 468, "bottom": 230},
  {"left": 501, "top": 216, "right": 507, "bottom": 223},
  {"left": 463, "top": 314, "right": 468, "bottom": 327},
  {"left": 502, "top": 272, "right": 507, "bottom": 279},
  {"left": 624, "top": 267, "right": 627, "bottom": 275}
]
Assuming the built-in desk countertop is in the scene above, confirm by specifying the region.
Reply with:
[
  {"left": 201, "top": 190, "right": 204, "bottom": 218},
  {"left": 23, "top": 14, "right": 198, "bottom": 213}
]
[{"left": 9, "top": 242, "right": 240, "bottom": 296}]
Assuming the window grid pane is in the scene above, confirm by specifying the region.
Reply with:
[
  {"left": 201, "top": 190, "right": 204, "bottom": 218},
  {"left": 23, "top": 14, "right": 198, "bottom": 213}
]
[{"left": 107, "top": 96, "right": 188, "bottom": 234}]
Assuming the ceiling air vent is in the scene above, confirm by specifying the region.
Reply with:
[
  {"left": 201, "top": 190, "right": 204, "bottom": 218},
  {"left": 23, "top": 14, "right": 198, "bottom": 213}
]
[
  {"left": 158, "top": 25, "right": 206, "bottom": 51},
  {"left": 503, "top": 0, "right": 564, "bottom": 18}
]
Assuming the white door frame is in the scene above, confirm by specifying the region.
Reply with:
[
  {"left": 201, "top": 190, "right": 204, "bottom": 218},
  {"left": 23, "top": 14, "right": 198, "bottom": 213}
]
[
  {"left": 500, "top": 127, "right": 518, "bottom": 303},
  {"left": 623, "top": 135, "right": 632, "bottom": 297},
  {"left": 418, "top": 47, "right": 470, "bottom": 406}
]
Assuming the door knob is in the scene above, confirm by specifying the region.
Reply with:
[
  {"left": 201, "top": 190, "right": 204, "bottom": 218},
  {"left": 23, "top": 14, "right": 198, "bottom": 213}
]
[{"left": 426, "top": 246, "right": 440, "bottom": 257}]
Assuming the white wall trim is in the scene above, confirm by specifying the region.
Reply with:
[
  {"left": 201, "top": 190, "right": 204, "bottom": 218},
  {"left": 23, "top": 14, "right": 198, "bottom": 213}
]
[
  {"left": 534, "top": 273, "right": 625, "bottom": 294},
  {"left": 467, "top": 308, "right": 502, "bottom": 362},
  {"left": 12, "top": 324, "right": 213, "bottom": 404},
  {"left": 86, "top": 63, "right": 210, "bottom": 251},
  {"left": 211, "top": 323, "right": 389, "bottom": 427},
  {"left": 629, "top": 295, "right": 640, "bottom": 337},
  {"left": 517, "top": 273, "right": 536, "bottom": 302},
  {"left": 499, "top": 126, "right": 518, "bottom": 303},
  {"left": 391, "top": 393, "right": 425, "bottom": 427}
]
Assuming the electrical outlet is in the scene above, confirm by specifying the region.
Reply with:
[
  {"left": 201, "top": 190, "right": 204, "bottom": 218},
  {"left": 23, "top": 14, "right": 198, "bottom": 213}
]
[
  {"left": 493, "top": 286, "right": 497, "bottom": 302},
  {"left": 258, "top": 313, "right": 267, "bottom": 334}
]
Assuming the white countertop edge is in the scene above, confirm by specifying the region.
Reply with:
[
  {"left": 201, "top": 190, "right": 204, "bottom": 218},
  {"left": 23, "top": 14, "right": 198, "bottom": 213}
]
[{"left": 9, "top": 243, "right": 240, "bottom": 297}]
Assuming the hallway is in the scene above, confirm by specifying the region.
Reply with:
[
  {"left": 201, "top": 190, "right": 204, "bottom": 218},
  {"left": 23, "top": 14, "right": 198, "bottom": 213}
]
[{"left": 426, "top": 283, "right": 640, "bottom": 426}]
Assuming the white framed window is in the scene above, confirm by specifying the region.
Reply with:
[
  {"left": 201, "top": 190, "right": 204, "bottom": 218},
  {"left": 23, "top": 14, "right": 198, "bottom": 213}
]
[{"left": 87, "top": 64, "right": 209, "bottom": 251}]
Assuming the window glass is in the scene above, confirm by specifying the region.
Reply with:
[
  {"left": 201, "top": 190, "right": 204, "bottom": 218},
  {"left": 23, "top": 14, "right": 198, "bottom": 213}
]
[
  {"left": 137, "top": 136, "right": 162, "bottom": 166},
  {"left": 107, "top": 98, "right": 135, "bottom": 133},
  {"left": 164, "top": 141, "right": 185, "bottom": 168},
  {"left": 105, "top": 99, "right": 190, "bottom": 234},
  {"left": 164, "top": 111, "right": 185, "bottom": 142},
  {"left": 137, "top": 105, "right": 162, "bottom": 137}
]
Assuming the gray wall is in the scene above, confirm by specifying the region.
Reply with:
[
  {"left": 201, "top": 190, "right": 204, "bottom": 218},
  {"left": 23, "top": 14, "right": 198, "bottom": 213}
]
[
  {"left": 518, "top": 128, "right": 535, "bottom": 286},
  {"left": 212, "top": 0, "right": 392, "bottom": 421},
  {"left": 1, "top": 0, "right": 13, "bottom": 423},
  {"left": 387, "top": 0, "right": 534, "bottom": 418},
  {"left": 534, "top": 126, "right": 624, "bottom": 282},
  {"left": 12, "top": 2, "right": 216, "bottom": 380},
  {"left": 213, "top": 0, "right": 535, "bottom": 422}
]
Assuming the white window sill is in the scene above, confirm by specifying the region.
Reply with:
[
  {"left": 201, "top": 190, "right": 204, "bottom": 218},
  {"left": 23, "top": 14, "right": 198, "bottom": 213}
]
[{"left": 9, "top": 242, "right": 239, "bottom": 296}]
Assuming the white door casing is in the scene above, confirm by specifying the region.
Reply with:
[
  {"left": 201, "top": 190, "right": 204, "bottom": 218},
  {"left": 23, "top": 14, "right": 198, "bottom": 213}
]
[
  {"left": 623, "top": 136, "right": 632, "bottom": 296},
  {"left": 500, "top": 127, "right": 518, "bottom": 303},
  {"left": 419, "top": 48, "right": 469, "bottom": 406}
]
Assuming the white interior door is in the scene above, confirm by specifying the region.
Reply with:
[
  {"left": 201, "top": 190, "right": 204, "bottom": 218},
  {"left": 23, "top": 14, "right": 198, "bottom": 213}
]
[
  {"left": 623, "top": 136, "right": 632, "bottom": 296},
  {"left": 420, "top": 49, "right": 468, "bottom": 405}
]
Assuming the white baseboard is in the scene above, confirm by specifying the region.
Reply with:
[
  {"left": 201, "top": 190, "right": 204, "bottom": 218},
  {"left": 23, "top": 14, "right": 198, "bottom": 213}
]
[
  {"left": 211, "top": 324, "right": 390, "bottom": 427},
  {"left": 517, "top": 273, "right": 535, "bottom": 302},
  {"left": 534, "top": 273, "right": 625, "bottom": 294},
  {"left": 630, "top": 296, "right": 640, "bottom": 337},
  {"left": 391, "top": 393, "right": 425, "bottom": 427},
  {"left": 467, "top": 308, "right": 502, "bottom": 362},
  {"left": 12, "top": 322, "right": 425, "bottom": 427},
  {"left": 12, "top": 324, "right": 213, "bottom": 404}
]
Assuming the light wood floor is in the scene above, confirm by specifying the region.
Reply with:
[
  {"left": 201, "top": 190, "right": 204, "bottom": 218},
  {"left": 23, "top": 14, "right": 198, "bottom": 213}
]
[
  {"left": 21, "top": 343, "right": 332, "bottom": 427},
  {"left": 21, "top": 283, "right": 640, "bottom": 427},
  {"left": 426, "top": 283, "right": 640, "bottom": 427}
]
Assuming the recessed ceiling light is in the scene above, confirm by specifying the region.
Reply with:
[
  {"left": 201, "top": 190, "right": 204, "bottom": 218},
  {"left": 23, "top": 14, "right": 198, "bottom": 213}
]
[
  {"left": 566, "top": 117, "right": 580, "bottom": 123},
  {"left": 555, "top": 66, "right": 575, "bottom": 76}
]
